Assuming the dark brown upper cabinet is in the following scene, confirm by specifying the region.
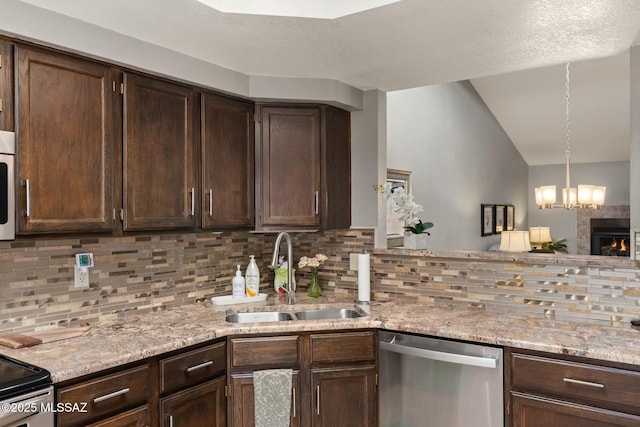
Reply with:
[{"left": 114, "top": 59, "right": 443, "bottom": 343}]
[
  {"left": 200, "top": 93, "right": 254, "bottom": 229},
  {"left": 256, "top": 105, "right": 321, "bottom": 229},
  {"left": 0, "top": 39, "right": 14, "bottom": 132},
  {"left": 321, "top": 106, "right": 351, "bottom": 230},
  {"left": 15, "top": 45, "right": 117, "bottom": 234},
  {"left": 122, "top": 73, "right": 196, "bottom": 231},
  {"left": 255, "top": 104, "right": 350, "bottom": 231}
]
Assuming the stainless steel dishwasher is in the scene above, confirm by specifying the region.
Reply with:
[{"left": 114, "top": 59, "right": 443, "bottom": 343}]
[{"left": 379, "top": 330, "right": 503, "bottom": 427}]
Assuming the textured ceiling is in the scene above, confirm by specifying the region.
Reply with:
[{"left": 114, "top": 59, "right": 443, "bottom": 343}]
[{"left": 16, "top": 0, "right": 640, "bottom": 164}]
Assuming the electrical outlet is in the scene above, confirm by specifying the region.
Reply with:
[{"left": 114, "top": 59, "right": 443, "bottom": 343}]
[{"left": 74, "top": 266, "right": 89, "bottom": 288}]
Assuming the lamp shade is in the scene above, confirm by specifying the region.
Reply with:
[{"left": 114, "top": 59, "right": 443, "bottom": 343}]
[
  {"left": 500, "top": 231, "right": 532, "bottom": 252},
  {"left": 592, "top": 186, "right": 606, "bottom": 206},
  {"left": 535, "top": 185, "right": 556, "bottom": 207},
  {"left": 529, "top": 226, "right": 552, "bottom": 243}
]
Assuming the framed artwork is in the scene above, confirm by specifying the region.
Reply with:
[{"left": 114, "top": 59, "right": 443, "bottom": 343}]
[
  {"left": 481, "top": 204, "right": 493, "bottom": 236},
  {"left": 506, "top": 205, "right": 514, "bottom": 231},
  {"left": 386, "top": 169, "right": 411, "bottom": 247},
  {"left": 494, "top": 204, "right": 505, "bottom": 234}
]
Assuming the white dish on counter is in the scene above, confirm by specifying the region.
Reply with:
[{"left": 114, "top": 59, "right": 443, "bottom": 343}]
[{"left": 210, "top": 293, "right": 268, "bottom": 306}]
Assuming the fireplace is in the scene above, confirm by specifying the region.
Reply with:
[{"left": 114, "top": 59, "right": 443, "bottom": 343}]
[{"left": 590, "top": 218, "right": 630, "bottom": 256}]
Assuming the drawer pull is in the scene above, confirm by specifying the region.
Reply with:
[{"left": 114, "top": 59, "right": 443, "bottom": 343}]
[
  {"left": 93, "top": 387, "right": 130, "bottom": 403},
  {"left": 186, "top": 360, "right": 214, "bottom": 373},
  {"left": 563, "top": 377, "right": 605, "bottom": 389}
]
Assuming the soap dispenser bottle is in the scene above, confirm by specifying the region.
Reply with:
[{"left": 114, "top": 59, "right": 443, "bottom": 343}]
[
  {"left": 232, "top": 265, "right": 246, "bottom": 299},
  {"left": 245, "top": 255, "right": 260, "bottom": 297}
]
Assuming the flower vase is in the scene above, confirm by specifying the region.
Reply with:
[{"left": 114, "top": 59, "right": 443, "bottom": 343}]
[
  {"left": 403, "top": 233, "right": 428, "bottom": 249},
  {"left": 307, "top": 271, "right": 322, "bottom": 297}
]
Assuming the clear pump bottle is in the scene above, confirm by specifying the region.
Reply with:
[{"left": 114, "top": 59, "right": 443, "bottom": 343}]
[{"left": 232, "top": 265, "right": 245, "bottom": 299}]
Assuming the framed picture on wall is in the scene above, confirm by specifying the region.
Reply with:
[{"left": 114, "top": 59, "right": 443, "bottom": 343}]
[
  {"left": 494, "top": 204, "right": 505, "bottom": 233},
  {"left": 506, "top": 205, "right": 514, "bottom": 231},
  {"left": 481, "top": 204, "right": 493, "bottom": 236},
  {"left": 386, "top": 169, "right": 412, "bottom": 247}
]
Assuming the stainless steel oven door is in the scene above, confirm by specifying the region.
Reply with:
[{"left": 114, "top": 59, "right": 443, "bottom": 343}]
[
  {"left": 0, "top": 130, "right": 15, "bottom": 241},
  {"left": 0, "top": 386, "right": 54, "bottom": 427}
]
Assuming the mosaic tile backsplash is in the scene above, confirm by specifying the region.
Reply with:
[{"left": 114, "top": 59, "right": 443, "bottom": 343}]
[
  {"left": 2, "top": 228, "right": 640, "bottom": 334},
  {"left": 0, "top": 229, "right": 374, "bottom": 333},
  {"left": 373, "top": 250, "right": 640, "bottom": 325}
]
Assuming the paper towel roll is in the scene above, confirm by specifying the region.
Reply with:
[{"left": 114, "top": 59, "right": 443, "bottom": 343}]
[{"left": 358, "top": 253, "right": 370, "bottom": 302}]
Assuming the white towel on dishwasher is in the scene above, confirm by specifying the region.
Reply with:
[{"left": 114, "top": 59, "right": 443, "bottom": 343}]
[{"left": 254, "top": 368, "right": 293, "bottom": 427}]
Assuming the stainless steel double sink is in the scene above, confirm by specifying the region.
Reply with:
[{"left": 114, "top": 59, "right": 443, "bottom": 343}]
[{"left": 225, "top": 307, "right": 368, "bottom": 324}]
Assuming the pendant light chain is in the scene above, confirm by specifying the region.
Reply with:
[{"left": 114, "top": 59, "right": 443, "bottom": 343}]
[
  {"left": 564, "top": 62, "right": 572, "bottom": 204},
  {"left": 565, "top": 63, "right": 571, "bottom": 161}
]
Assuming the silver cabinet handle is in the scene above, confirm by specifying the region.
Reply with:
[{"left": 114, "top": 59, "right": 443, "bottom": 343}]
[
  {"left": 563, "top": 377, "right": 605, "bottom": 389},
  {"left": 190, "top": 187, "right": 195, "bottom": 216},
  {"left": 314, "top": 191, "right": 319, "bottom": 215},
  {"left": 93, "top": 387, "right": 130, "bottom": 403},
  {"left": 24, "top": 179, "right": 30, "bottom": 217},
  {"left": 316, "top": 385, "right": 320, "bottom": 415},
  {"left": 292, "top": 387, "right": 296, "bottom": 418},
  {"left": 185, "top": 360, "right": 213, "bottom": 373},
  {"left": 168, "top": 415, "right": 174, "bottom": 427},
  {"left": 208, "top": 188, "right": 213, "bottom": 216}
]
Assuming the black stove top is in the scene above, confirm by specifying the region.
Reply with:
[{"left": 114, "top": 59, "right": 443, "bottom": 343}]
[{"left": 0, "top": 355, "right": 52, "bottom": 400}]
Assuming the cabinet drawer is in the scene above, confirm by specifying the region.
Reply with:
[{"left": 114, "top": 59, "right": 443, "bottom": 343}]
[
  {"left": 57, "top": 364, "right": 150, "bottom": 426},
  {"left": 85, "top": 404, "right": 150, "bottom": 427},
  {"left": 230, "top": 335, "right": 299, "bottom": 368},
  {"left": 512, "top": 352, "right": 640, "bottom": 410},
  {"left": 160, "top": 341, "right": 226, "bottom": 394},
  {"left": 310, "top": 331, "right": 375, "bottom": 363}
]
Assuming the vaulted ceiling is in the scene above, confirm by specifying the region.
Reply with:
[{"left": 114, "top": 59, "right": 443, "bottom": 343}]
[{"left": 16, "top": 0, "right": 640, "bottom": 165}]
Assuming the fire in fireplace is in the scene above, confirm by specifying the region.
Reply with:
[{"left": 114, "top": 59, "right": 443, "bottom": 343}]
[{"left": 590, "top": 218, "right": 630, "bottom": 257}]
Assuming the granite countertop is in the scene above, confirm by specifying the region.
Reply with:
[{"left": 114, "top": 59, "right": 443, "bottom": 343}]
[{"left": 2, "top": 293, "right": 640, "bottom": 383}]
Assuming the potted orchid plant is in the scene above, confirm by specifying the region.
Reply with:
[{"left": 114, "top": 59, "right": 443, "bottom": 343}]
[
  {"left": 376, "top": 182, "right": 433, "bottom": 249},
  {"left": 298, "top": 253, "right": 328, "bottom": 297}
]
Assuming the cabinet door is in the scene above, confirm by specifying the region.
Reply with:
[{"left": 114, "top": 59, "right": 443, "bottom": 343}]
[
  {"left": 0, "top": 40, "right": 13, "bottom": 131},
  {"left": 321, "top": 106, "right": 350, "bottom": 230},
  {"left": 230, "top": 371, "right": 301, "bottom": 427},
  {"left": 201, "top": 93, "right": 254, "bottom": 229},
  {"left": 257, "top": 106, "right": 320, "bottom": 229},
  {"left": 123, "top": 73, "right": 195, "bottom": 230},
  {"left": 311, "top": 365, "right": 376, "bottom": 427},
  {"left": 15, "top": 46, "right": 116, "bottom": 233},
  {"left": 160, "top": 376, "right": 226, "bottom": 427},
  {"left": 512, "top": 392, "right": 640, "bottom": 427}
]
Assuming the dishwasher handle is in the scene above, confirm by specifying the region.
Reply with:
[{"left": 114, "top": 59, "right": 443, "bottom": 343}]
[{"left": 379, "top": 340, "right": 499, "bottom": 369}]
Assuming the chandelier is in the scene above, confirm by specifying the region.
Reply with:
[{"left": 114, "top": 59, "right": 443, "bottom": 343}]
[{"left": 534, "top": 63, "right": 606, "bottom": 209}]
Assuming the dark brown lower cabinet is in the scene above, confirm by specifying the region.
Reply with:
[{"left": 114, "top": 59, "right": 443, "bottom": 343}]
[
  {"left": 230, "top": 371, "right": 301, "bottom": 427},
  {"left": 228, "top": 330, "right": 377, "bottom": 427},
  {"left": 311, "top": 365, "right": 376, "bottom": 427},
  {"left": 509, "top": 349, "right": 640, "bottom": 427},
  {"left": 512, "top": 392, "right": 640, "bottom": 427},
  {"left": 160, "top": 377, "right": 226, "bottom": 427},
  {"left": 56, "top": 340, "right": 226, "bottom": 427}
]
